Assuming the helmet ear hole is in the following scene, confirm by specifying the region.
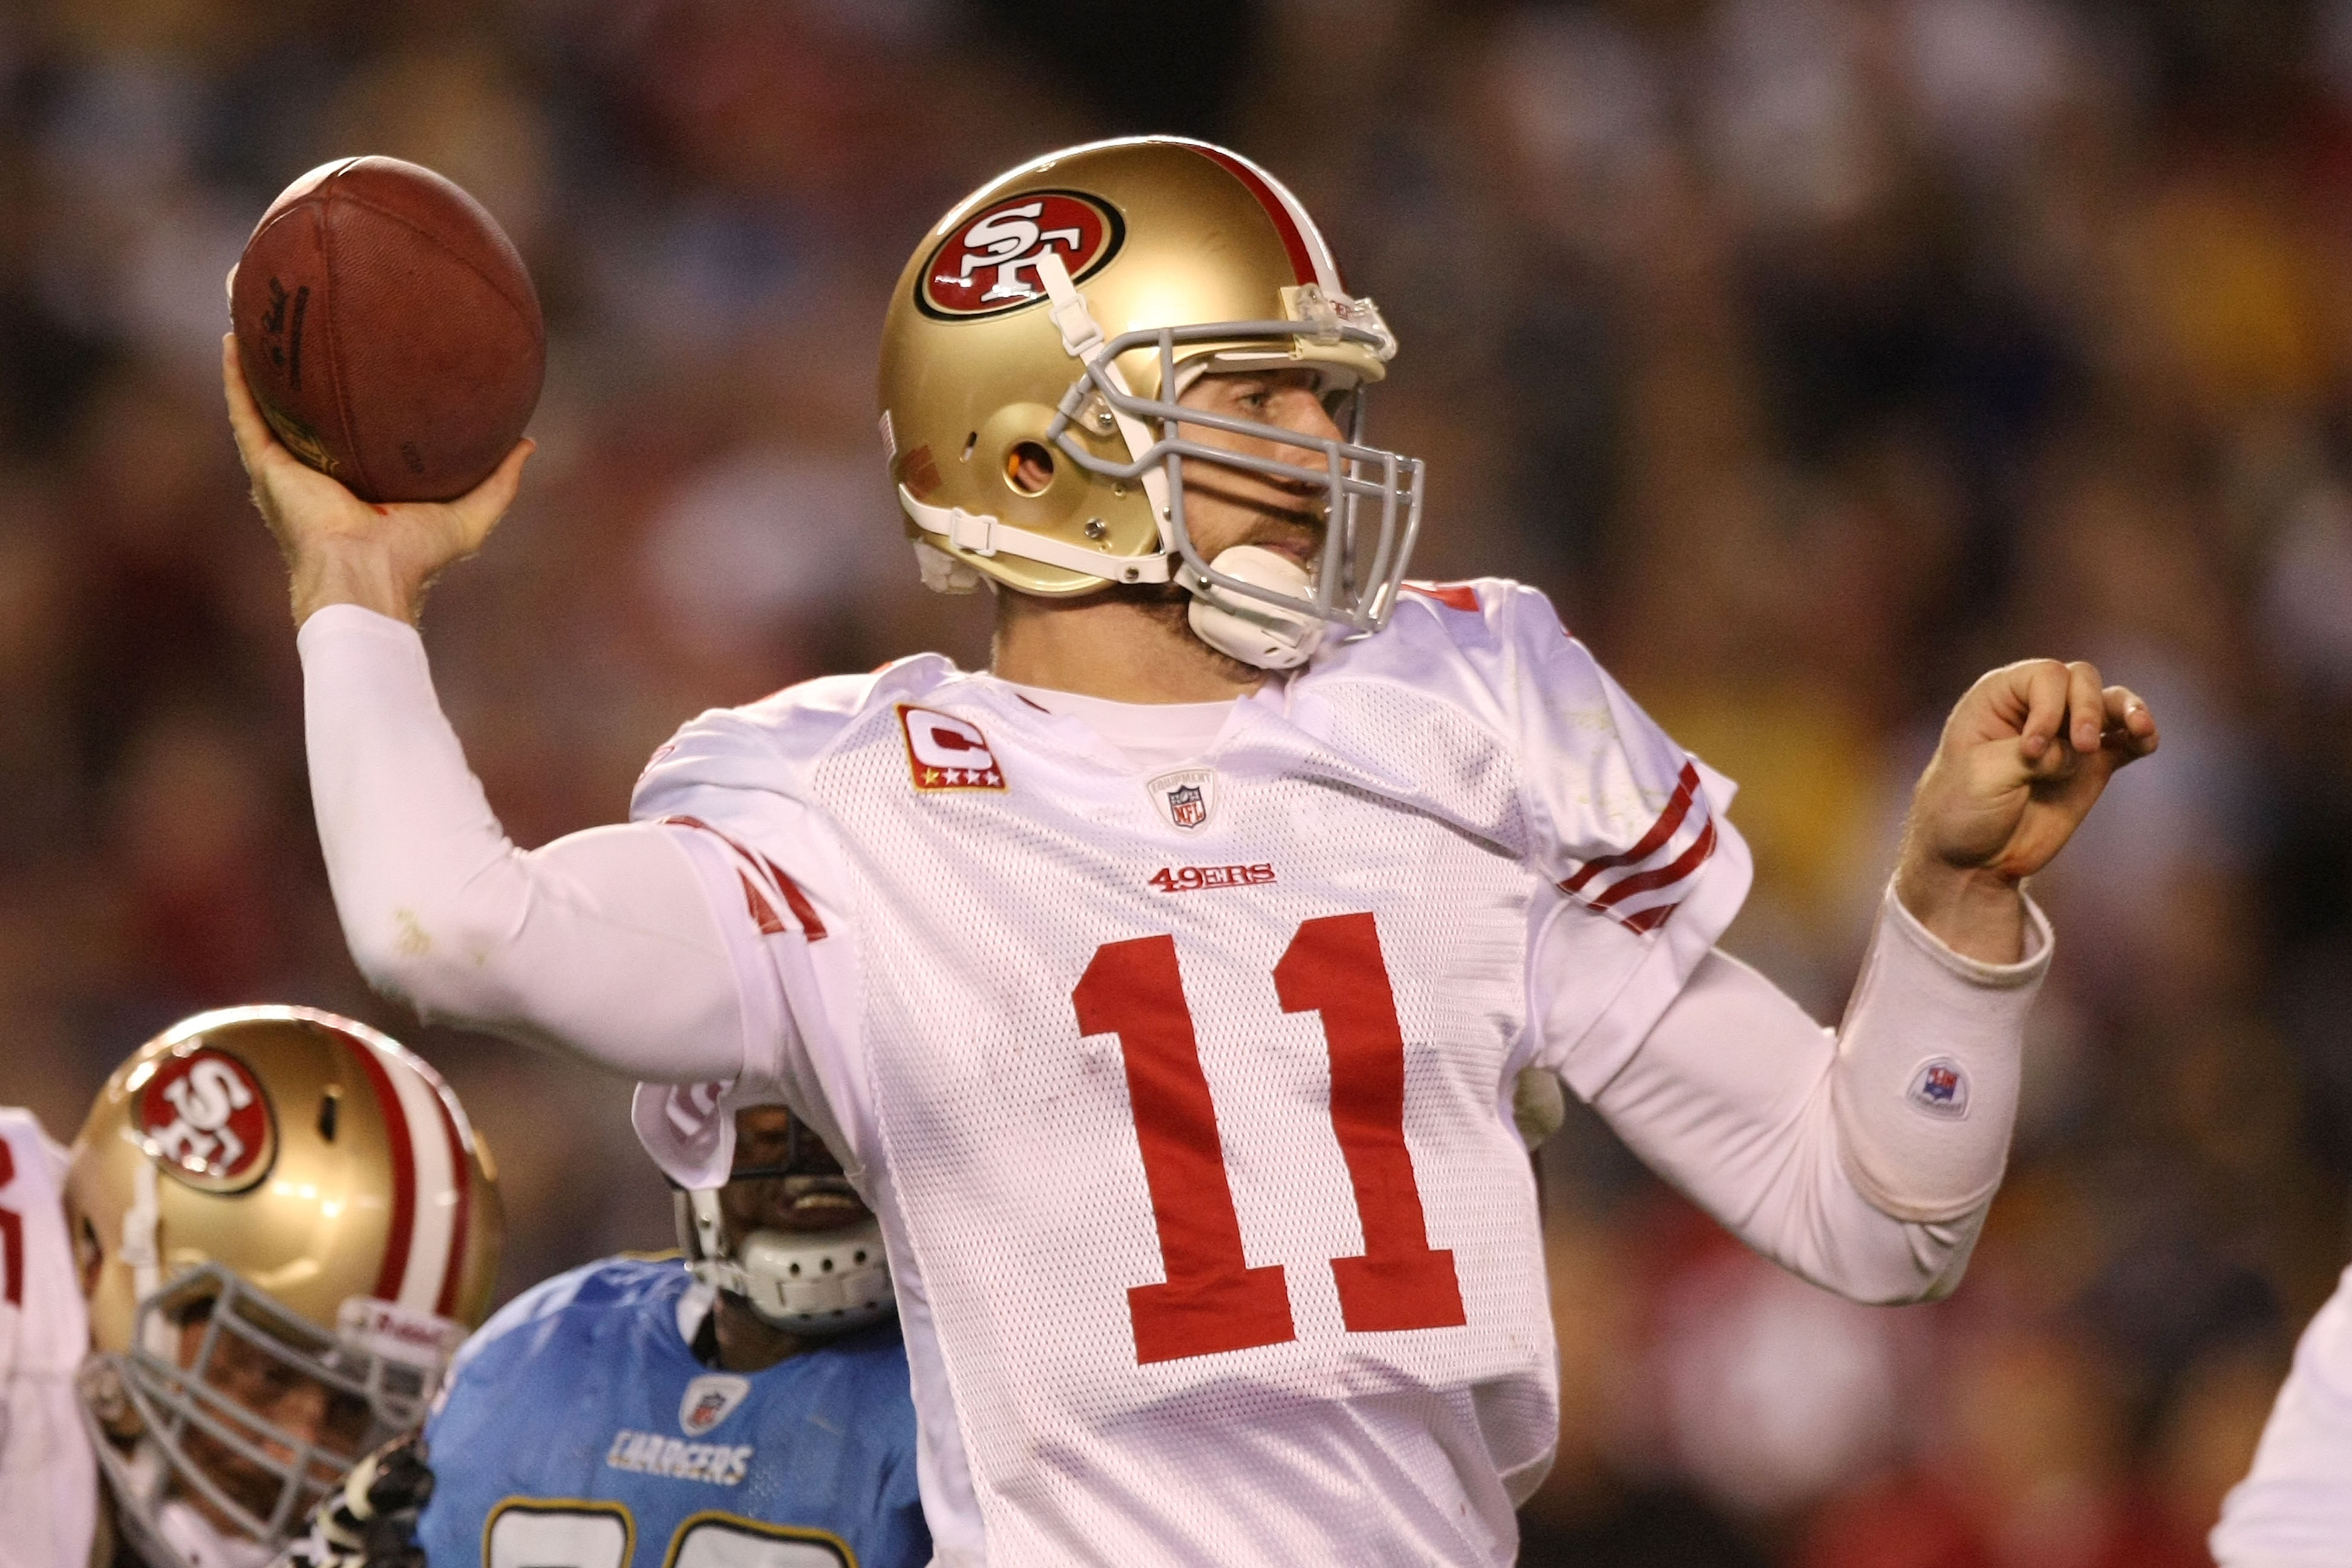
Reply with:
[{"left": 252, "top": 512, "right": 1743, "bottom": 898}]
[{"left": 1005, "top": 441, "right": 1056, "bottom": 495}]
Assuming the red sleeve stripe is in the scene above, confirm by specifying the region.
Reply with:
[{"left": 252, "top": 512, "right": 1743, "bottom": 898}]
[
  {"left": 1558, "top": 763, "right": 1701, "bottom": 895},
  {"left": 1556, "top": 762, "right": 1720, "bottom": 929},
  {"left": 741, "top": 872, "right": 787, "bottom": 935},
  {"left": 1621, "top": 901, "right": 1679, "bottom": 936},
  {"left": 1590, "top": 817, "right": 1716, "bottom": 912},
  {"left": 757, "top": 853, "right": 828, "bottom": 940},
  {"left": 1402, "top": 581, "right": 1482, "bottom": 613},
  {"left": 661, "top": 815, "right": 826, "bottom": 942}
]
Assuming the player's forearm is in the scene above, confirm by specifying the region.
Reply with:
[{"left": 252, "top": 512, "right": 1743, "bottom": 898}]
[
  {"left": 298, "top": 605, "right": 746, "bottom": 1080},
  {"left": 1589, "top": 890, "right": 2047, "bottom": 1302}
]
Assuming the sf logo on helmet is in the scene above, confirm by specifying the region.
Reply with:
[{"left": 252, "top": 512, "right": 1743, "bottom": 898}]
[
  {"left": 919, "top": 191, "right": 1124, "bottom": 321},
  {"left": 134, "top": 1047, "right": 279, "bottom": 1191}
]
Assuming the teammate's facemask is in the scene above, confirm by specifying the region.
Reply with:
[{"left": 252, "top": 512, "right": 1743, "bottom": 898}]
[
  {"left": 674, "top": 1112, "right": 893, "bottom": 1335},
  {"left": 81, "top": 1266, "right": 416, "bottom": 1566},
  {"left": 66, "top": 1007, "right": 501, "bottom": 1568}
]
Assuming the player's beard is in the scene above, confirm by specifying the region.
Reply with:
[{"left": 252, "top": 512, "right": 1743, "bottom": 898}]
[
  {"left": 1100, "top": 578, "right": 1260, "bottom": 684},
  {"left": 1124, "top": 474, "right": 1326, "bottom": 680}
]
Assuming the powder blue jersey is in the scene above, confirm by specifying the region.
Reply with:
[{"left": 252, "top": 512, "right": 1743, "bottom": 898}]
[{"left": 417, "top": 1257, "right": 929, "bottom": 1568}]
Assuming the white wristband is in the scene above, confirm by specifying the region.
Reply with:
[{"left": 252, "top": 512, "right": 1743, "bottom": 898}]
[{"left": 1830, "top": 881, "right": 2053, "bottom": 1223}]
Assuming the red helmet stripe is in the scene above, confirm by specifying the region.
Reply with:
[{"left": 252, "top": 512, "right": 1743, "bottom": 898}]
[
  {"left": 1189, "top": 145, "right": 1329, "bottom": 289},
  {"left": 347, "top": 1037, "right": 417, "bottom": 1304},
  {"left": 423, "top": 1071, "right": 473, "bottom": 1318}
]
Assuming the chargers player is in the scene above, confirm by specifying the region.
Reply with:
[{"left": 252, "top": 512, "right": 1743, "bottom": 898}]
[
  {"left": 2, "top": 1006, "right": 501, "bottom": 1568},
  {"left": 377, "top": 1103, "right": 925, "bottom": 1568},
  {"left": 224, "top": 136, "right": 2161, "bottom": 1565}
]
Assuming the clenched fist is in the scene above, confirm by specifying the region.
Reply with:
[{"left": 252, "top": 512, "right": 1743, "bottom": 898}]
[{"left": 1895, "top": 659, "right": 2160, "bottom": 962}]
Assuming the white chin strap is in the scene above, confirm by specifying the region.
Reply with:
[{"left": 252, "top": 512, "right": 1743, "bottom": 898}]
[
  {"left": 683, "top": 1189, "right": 893, "bottom": 1335},
  {"left": 899, "top": 488, "right": 1321, "bottom": 670},
  {"left": 122, "top": 1157, "right": 174, "bottom": 1358},
  {"left": 1181, "top": 544, "right": 1325, "bottom": 670},
  {"left": 898, "top": 486, "right": 1172, "bottom": 585}
]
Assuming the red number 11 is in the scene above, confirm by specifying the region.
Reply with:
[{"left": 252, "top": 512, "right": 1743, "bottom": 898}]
[{"left": 1073, "top": 912, "right": 1465, "bottom": 1366}]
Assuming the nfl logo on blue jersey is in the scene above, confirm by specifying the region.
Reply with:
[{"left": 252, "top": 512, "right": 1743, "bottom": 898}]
[{"left": 680, "top": 1373, "right": 750, "bottom": 1436}]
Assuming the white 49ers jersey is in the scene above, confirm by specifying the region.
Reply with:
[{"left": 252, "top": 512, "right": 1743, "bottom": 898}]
[
  {"left": 632, "top": 580, "right": 1751, "bottom": 1566},
  {"left": 0, "top": 1109, "right": 95, "bottom": 1568}
]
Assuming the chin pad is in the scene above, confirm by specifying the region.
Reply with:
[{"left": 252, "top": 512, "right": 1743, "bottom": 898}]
[{"left": 1182, "top": 545, "right": 1326, "bottom": 670}]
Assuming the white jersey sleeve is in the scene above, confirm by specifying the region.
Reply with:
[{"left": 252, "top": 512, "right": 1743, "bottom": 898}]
[
  {"left": 0, "top": 1109, "right": 95, "bottom": 1568},
  {"left": 2213, "top": 1264, "right": 2352, "bottom": 1566},
  {"left": 1359, "top": 582, "right": 1751, "bottom": 1095},
  {"left": 300, "top": 607, "right": 751, "bottom": 1087},
  {"left": 1496, "top": 590, "right": 1753, "bottom": 1095},
  {"left": 626, "top": 675, "right": 897, "bottom": 1188}
]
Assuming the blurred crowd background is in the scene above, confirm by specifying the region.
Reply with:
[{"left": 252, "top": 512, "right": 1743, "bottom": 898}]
[{"left": 1, "top": 0, "right": 2348, "bottom": 1561}]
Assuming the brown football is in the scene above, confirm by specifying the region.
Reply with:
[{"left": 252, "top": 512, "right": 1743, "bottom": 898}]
[{"left": 231, "top": 156, "right": 544, "bottom": 504}]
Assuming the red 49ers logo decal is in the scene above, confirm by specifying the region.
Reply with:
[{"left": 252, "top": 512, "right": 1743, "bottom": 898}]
[
  {"left": 918, "top": 191, "right": 1124, "bottom": 320},
  {"left": 134, "top": 1046, "right": 278, "bottom": 1192},
  {"left": 900, "top": 705, "right": 1007, "bottom": 791}
]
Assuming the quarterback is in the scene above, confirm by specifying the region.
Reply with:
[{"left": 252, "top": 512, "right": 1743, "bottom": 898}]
[
  {"left": 226, "top": 137, "right": 2158, "bottom": 1565},
  {"left": 1, "top": 1007, "right": 500, "bottom": 1568}
]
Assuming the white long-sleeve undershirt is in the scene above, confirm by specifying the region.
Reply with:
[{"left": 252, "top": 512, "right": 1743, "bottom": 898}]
[{"left": 301, "top": 605, "right": 2048, "bottom": 1304}]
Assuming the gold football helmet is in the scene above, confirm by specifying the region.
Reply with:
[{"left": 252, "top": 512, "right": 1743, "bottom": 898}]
[
  {"left": 65, "top": 1006, "right": 501, "bottom": 1567},
  {"left": 877, "top": 136, "right": 1426, "bottom": 668}
]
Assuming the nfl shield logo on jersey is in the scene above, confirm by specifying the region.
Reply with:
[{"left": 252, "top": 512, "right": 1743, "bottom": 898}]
[
  {"left": 1147, "top": 768, "right": 1217, "bottom": 832},
  {"left": 679, "top": 1373, "right": 752, "bottom": 1436}
]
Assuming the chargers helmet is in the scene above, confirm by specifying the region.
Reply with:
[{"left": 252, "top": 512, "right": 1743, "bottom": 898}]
[
  {"left": 877, "top": 136, "right": 1426, "bottom": 669},
  {"left": 65, "top": 1006, "right": 501, "bottom": 1566},
  {"left": 673, "top": 1108, "right": 891, "bottom": 1336}
]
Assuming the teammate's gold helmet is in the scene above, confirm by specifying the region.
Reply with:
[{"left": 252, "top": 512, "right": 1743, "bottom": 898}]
[
  {"left": 65, "top": 1006, "right": 501, "bottom": 1564},
  {"left": 877, "top": 136, "right": 1426, "bottom": 668}
]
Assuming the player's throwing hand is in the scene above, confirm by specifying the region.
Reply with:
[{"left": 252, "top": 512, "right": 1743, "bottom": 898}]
[
  {"left": 1896, "top": 658, "right": 2160, "bottom": 960},
  {"left": 222, "top": 333, "right": 532, "bottom": 628}
]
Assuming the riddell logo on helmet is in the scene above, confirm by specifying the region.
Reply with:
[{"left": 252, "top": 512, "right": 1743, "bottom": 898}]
[
  {"left": 918, "top": 191, "right": 1124, "bottom": 320},
  {"left": 134, "top": 1046, "right": 279, "bottom": 1192}
]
